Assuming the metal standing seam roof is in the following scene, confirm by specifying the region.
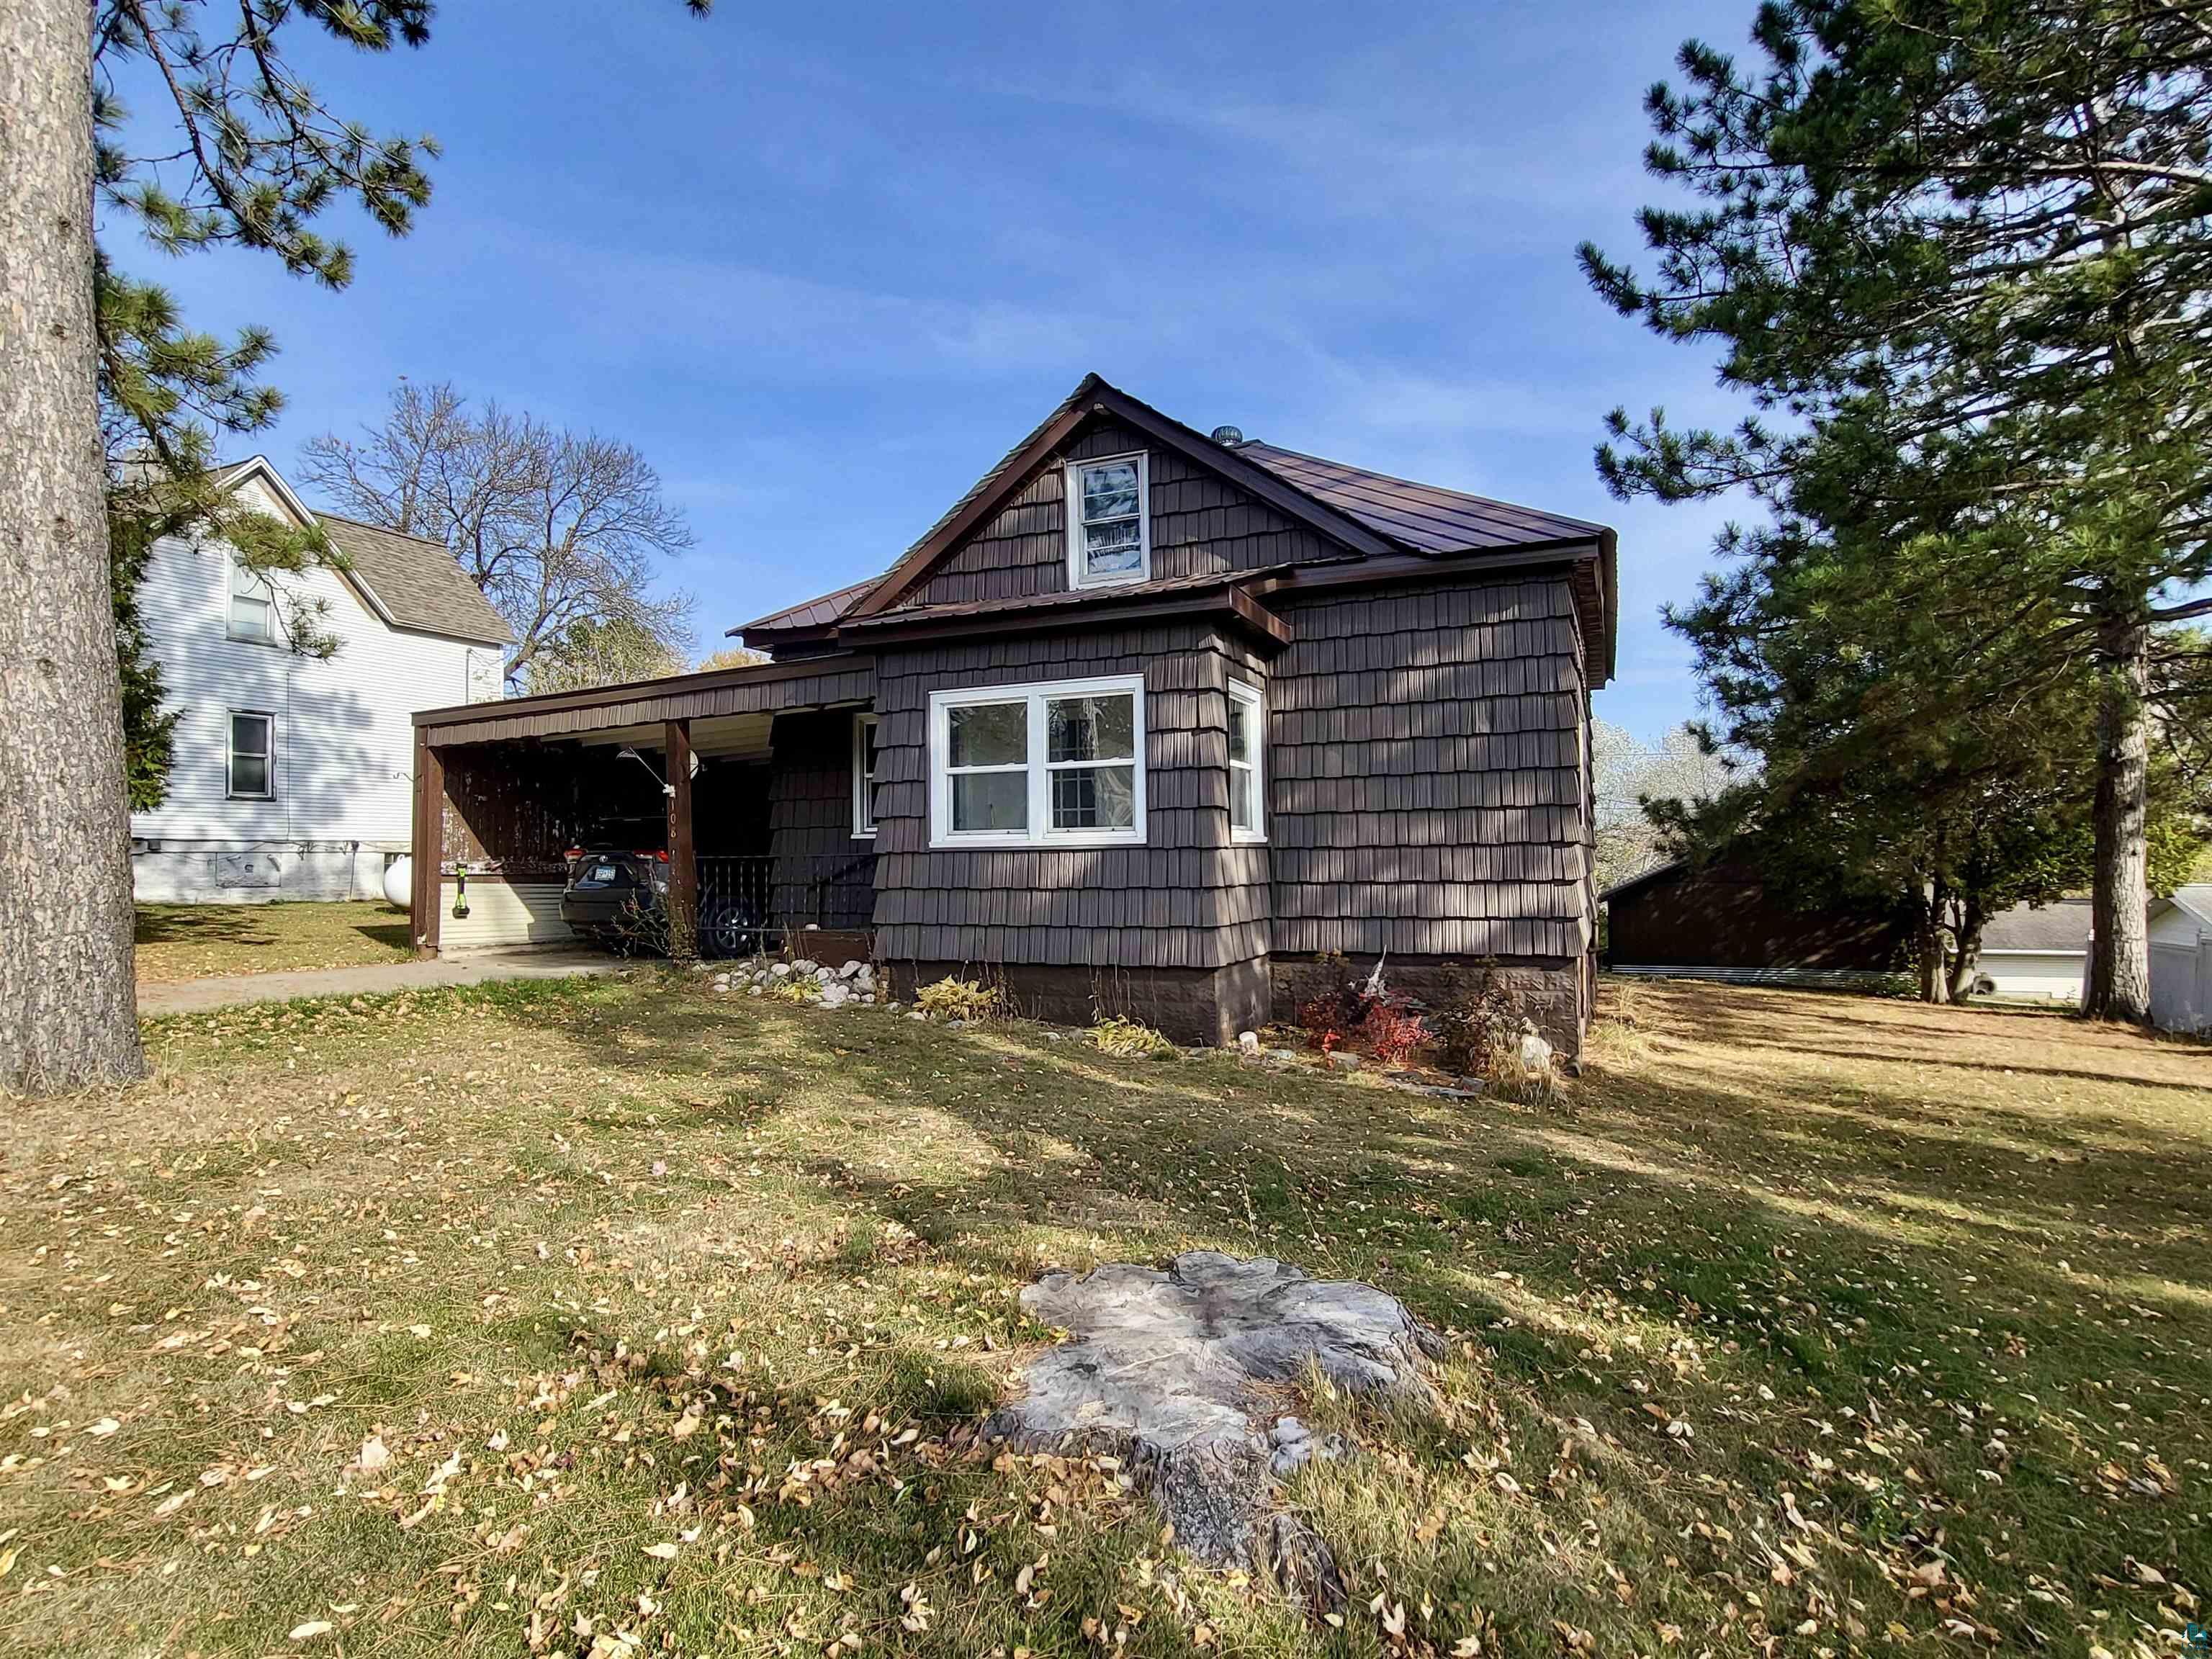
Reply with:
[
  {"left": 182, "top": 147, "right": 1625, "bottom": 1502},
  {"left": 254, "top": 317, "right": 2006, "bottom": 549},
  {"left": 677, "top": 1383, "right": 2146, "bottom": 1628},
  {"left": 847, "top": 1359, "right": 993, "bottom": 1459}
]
[
  {"left": 1230, "top": 441, "right": 1611, "bottom": 554},
  {"left": 732, "top": 376, "right": 1617, "bottom": 646},
  {"left": 737, "top": 576, "right": 882, "bottom": 636}
]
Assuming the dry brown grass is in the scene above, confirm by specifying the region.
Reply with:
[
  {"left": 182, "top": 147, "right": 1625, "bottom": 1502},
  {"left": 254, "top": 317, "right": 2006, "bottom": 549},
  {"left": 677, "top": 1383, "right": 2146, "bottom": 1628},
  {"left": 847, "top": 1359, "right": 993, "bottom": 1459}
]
[
  {"left": 134, "top": 900, "right": 414, "bottom": 984},
  {"left": 0, "top": 974, "right": 2203, "bottom": 1656}
]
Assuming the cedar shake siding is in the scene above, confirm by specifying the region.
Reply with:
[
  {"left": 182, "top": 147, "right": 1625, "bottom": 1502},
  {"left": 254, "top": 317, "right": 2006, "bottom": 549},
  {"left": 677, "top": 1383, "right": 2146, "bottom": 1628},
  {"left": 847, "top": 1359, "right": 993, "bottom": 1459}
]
[
  {"left": 765, "top": 709, "right": 876, "bottom": 931},
  {"left": 868, "top": 624, "right": 1272, "bottom": 1036},
  {"left": 418, "top": 375, "right": 1616, "bottom": 1050},
  {"left": 889, "top": 420, "right": 1339, "bottom": 612},
  {"left": 1266, "top": 575, "right": 1591, "bottom": 960}
]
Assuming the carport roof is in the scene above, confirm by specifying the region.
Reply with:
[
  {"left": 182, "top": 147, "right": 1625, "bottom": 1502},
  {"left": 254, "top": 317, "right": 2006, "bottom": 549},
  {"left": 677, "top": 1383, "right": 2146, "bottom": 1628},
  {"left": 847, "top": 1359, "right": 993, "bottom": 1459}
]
[{"left": 412, "top": 651, "right": 873, "bottom": 747}]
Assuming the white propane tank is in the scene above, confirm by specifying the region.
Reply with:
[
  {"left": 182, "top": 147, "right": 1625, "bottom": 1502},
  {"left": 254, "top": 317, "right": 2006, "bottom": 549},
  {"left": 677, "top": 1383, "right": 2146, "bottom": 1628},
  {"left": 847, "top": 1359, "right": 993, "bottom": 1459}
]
[{"left": 383, "top": 855, "right": 413, "bottom": 910}]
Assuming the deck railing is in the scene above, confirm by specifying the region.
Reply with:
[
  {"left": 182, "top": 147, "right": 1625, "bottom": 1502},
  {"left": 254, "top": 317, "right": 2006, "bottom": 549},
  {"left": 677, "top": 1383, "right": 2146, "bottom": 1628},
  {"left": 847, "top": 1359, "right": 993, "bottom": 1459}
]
[{"left": 693, "top": 852, "right": 875, "bottom": 958}]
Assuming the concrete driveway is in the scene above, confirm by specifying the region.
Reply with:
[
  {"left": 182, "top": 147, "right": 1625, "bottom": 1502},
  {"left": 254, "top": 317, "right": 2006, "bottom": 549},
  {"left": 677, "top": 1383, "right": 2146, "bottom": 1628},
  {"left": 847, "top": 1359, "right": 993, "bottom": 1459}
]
[{"left": 137, "top": 949, "right": 626, "bottom": 1017}]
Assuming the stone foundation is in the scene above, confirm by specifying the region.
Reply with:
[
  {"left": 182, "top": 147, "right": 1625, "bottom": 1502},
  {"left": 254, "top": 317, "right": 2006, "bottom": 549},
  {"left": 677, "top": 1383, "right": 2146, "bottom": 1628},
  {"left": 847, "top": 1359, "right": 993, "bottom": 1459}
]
[
  {"left": 1268, "top": 953, "right": 1590, "bottom": 1060},
  {"left": 886, "top": 950, "right": 1591, "bottom": 1056},
  {"left": 887, "top": 958, "right": 1271, "bottom": 1046}
]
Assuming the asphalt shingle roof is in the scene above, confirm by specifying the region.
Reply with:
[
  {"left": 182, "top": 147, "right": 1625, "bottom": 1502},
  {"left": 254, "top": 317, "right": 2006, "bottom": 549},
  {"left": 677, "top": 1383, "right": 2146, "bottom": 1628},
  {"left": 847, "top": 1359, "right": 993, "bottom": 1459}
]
[
  {"left": 315, "top": 513, "right": 513, "bottom": 645},
  {"left": 1979, "top": 899, "right": 2091, "bottom": 953}
]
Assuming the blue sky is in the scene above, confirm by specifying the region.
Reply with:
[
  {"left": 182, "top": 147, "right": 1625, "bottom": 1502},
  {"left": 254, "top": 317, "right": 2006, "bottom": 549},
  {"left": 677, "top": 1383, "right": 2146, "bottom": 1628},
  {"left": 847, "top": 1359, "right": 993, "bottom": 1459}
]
[{"left": 123, "top": 0, "right": 1761, "bottom": 743}]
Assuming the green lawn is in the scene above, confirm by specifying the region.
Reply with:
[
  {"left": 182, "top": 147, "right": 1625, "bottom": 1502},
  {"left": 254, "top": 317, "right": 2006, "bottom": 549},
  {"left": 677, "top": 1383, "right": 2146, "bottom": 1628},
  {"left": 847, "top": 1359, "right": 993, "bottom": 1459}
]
[
  {"left": 0, "top": 977, "right": 2204, "bottom": 1656},
  {"left": 134, "top": 900, "right": 414, "bottom": 983}
]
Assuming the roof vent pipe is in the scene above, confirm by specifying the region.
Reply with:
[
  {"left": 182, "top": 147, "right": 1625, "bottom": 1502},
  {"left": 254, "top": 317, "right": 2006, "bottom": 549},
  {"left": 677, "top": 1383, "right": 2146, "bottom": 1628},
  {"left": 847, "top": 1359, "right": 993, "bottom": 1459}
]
[{"left": 1210, "top": 425, "right": 1244, "bottom": 445}]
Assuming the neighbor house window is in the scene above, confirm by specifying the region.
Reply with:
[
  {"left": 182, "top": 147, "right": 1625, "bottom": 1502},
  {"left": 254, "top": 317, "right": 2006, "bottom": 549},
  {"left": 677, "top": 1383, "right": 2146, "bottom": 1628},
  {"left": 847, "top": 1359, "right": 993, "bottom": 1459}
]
[
  {"left": 928, "top": 675, "right": 1145, "bottom": 848},
  {"left": 852, "top": 712, "right": 880, "bottom": 837},
  {"left": 228, "top": 711, "right": 275, "bottom": 800},
  {"left": 228, "top": 556, "right": 276, "bottom": 644},
  {"left": 1227, "top": 680, "right": 1265, "bottom": 842},
  {"left": 1064, "top": 452, "right": 1150, "bottom": 588}
]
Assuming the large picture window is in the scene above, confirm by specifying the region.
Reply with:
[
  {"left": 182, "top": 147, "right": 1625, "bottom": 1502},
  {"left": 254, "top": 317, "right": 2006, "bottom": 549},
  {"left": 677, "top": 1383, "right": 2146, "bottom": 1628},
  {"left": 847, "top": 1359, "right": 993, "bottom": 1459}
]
[
  {"left": 1064, "top": 452, "right": 1150, "bottom": 589},
  {"left": 1227, "top": 680, "right": 1265, "bottom": 842},
  {"left": 928, "top": 675, "right": 1145, "bottom": 848},
  {"left": 228, "top": 710, "right": 275, "bottom": 800}
]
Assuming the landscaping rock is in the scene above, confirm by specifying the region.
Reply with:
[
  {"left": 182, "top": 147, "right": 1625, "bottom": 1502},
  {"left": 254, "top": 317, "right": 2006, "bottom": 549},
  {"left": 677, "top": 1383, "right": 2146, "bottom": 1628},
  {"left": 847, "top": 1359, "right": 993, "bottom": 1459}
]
[
  {"left": 770, "top": 963, "right": 791, "bottom": 979},
  {"left": 819, "top": 981, "right": 853, "bottom": 1009},
  {"left": 906, "top": 1011, "right": 927, "bottom": 1022},
  {"left": 1268, "top": 1048, "right": 1299, "bottom": 1064},
  {"left": 1327, "top": 1051, "right": 1363, "bottom": 1072},
  {"left": 838, "top": 960, "right": 863, "bottom": 979},
  {"left": 984, "top": 1251, "right": 1443, "bottom": 1607}
]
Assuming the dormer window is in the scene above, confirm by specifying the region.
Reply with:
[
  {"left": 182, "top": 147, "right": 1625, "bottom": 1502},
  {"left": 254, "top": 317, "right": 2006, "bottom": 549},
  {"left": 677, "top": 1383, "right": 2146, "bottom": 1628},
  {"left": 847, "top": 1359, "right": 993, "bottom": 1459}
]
[{"left": 1066, "top": 452, "right": 1150, "bottom": 588}]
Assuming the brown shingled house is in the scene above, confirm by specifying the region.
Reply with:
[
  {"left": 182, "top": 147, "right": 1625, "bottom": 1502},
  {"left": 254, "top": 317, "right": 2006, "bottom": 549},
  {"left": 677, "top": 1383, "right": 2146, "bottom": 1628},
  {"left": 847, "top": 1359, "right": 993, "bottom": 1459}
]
[{"left": 410, "top": 375, "right": 1618, "bottom": 1052}]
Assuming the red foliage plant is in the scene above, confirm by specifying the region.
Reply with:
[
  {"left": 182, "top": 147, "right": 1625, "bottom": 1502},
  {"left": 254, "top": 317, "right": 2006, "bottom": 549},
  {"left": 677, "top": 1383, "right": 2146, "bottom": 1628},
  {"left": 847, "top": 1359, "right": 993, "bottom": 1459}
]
[{"left": 1359, "top": 997, "right": 1429, "bottom": 1065}]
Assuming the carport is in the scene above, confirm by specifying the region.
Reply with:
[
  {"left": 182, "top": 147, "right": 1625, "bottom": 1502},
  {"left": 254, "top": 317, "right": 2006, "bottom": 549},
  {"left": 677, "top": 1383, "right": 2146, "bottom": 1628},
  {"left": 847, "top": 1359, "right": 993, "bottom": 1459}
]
[{"left": 409, "top": 653, "right": 876, "bottom": 959}]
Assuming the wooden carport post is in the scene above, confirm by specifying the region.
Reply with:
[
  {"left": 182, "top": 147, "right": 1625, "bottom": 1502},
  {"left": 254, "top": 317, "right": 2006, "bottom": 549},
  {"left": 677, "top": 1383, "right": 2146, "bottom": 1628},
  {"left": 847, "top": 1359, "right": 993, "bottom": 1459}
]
[
  {"left": 665, "top": 719, "right": 697, "bottom": 958},
  {"left": 410, "top": 728, "right": 444, "bottom": 956}
]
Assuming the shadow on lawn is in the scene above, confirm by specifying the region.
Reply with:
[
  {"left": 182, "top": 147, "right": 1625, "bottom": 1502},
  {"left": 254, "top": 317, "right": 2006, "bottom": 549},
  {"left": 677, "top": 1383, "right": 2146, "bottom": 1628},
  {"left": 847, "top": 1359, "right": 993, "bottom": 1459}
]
[
  {"left": 494, "top": 974, "right": 2212, "bottom": 1375},
  {"left": 420, "top": 974, "right": 2212, "bottom": 1649},
  {"left": 135, "top": 907, "right": 282, "bottom": 948}
]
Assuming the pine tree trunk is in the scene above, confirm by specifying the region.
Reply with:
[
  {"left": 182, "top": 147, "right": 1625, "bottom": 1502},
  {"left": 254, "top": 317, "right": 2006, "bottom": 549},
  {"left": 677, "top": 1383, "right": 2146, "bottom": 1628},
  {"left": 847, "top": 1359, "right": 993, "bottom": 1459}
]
[
  {"left": 1947, "top": 913, "right": 1984, "bottom": 1004},
  {"left": 0, "top": 0, "right": 146, "bottom": 1094},
  {"left": 2085, "top": 610, "right": 2152, "bottom": 1023},
  {"left": 1916, "top": 882, "right": 1949, "bottom": 1004}
]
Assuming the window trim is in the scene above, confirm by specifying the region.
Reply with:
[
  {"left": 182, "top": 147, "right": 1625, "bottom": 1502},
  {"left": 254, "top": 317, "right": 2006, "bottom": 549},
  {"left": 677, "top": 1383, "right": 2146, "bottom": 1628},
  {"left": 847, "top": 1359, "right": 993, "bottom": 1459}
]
[
  {"left": 1227, "top": 678, "right": 1267, "bottom": 845},
  {"left": 226, "top": 709, "right": 276, "bottom": 801},
  {"left": 851, "top": 711, "right": 880, "bottom": 839},
  {"left": 1064, "top": 451, "right": 1151, "bottom": 590},
  {"left": 227, "top": 554, "right": 278, "bottom": 647},
  {"left": 927, "top": 674, "right": 1146, "bottom": 849}
]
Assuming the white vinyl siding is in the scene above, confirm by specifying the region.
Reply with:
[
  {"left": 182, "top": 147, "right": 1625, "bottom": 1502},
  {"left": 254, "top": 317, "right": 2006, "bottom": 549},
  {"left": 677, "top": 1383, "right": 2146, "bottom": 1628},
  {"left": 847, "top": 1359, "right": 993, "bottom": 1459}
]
[
  {"left": 128, "top": 471, "right": 502, "bottom": 858},
  {"left": 927, "top": 675, "right": 1146, "bottom": 849}
]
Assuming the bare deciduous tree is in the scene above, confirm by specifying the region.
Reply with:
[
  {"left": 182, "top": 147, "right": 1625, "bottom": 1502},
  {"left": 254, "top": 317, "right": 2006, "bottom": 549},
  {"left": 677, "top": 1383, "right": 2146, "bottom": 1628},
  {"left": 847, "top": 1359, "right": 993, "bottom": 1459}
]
[
  {"left": 1591, "top": 719, "right": 1743, "bottom": 894},
  {"left": 301, "top": 382, "right": 696, "bottom": 686}
]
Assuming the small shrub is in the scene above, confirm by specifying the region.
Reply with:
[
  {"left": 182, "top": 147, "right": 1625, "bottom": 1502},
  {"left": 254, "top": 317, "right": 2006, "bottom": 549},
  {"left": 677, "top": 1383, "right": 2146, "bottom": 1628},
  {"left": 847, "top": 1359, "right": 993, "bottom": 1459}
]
[
  {"left": 766, "top": 976, "right": 822, "bottom": 1004},
  {"left": 1358, "top": 998, "right": 1429, "bottom": 1066},
  {"left": 1434, "top": 961, "right": 1521, "bottom": 1078},
  {"left": 1490, "top": 1031, "right": 1565, "bottom": 1108},
  {"left": 916, "top": 976, "right": 1002, "bottom": 1021},
  {"left": 1092, "top": 1015, "right": 1177, "bottom": 1059}
]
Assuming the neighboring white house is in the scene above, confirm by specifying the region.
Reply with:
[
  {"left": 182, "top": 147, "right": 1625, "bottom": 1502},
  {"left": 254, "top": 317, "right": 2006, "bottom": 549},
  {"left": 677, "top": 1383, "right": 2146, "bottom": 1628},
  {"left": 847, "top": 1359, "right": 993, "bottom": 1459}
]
[
  {"left": 130, "top": 456, "right": 511, "bottom": 904},
  {"left": 1974, "top": 897, "right": 2094, "bottom": 1002},
  {"left": 1976, "top": 888, "right": 2212, "bottom": 1031},
  {"left": 2149, "top": 886, "right": 2212, "bottom": 1034}
]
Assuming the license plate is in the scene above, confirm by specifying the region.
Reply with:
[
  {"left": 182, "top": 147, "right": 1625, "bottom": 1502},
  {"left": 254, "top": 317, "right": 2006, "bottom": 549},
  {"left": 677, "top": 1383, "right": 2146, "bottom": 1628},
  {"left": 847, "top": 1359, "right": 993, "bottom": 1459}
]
[{"left": 591, "top": 863, "right": 616, "bottom": 882}]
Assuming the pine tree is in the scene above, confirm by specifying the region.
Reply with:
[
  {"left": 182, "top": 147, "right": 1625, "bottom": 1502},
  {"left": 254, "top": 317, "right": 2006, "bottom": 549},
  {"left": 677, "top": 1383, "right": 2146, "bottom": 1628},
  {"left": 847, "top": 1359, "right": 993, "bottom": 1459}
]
[
  {"left": 1581, "top": 0, "right": 2212, "bottom": 1022},
  {"left": 3, "top": 0, "right": 710, "bottom": 1095}
]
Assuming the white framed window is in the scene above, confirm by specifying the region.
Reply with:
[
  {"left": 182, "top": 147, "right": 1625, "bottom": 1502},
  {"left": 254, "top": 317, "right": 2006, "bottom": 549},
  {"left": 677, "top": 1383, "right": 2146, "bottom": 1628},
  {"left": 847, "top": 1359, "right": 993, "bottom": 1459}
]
[
  {"left": 1227, "top": 679, "right": 1265, "bottom": 842},
  {"left": 228, "top": 556, "right": 276, "bottom": 644},
  {"left": 852, "top": 712, "right": 880, "bottom": 838},
  {"left": 1064, "top": 451, "right": 1150, "bottom": 589},
  {"left": 928, "top": 675, "right": 1145, "bottom": 849},
  {"left": 227, "top": 710, "right": 275, "bottom": 800}
]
